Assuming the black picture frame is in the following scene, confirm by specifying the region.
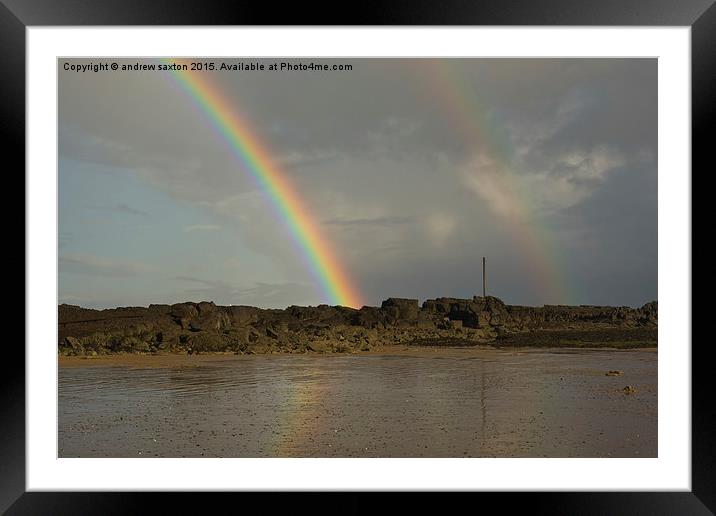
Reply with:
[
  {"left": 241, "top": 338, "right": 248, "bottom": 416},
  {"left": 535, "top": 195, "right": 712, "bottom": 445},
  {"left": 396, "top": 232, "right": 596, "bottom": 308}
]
[{"left": 5, "top": 0, "right": 710, "bottom": 513}]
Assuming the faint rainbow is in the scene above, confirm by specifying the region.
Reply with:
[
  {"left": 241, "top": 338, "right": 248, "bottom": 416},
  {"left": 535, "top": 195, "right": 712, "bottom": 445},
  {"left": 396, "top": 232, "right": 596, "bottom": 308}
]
[
  {"left": 421, "top": 60, "right": 574, "bottom": 305},
  {"left": 271, "top": 377, "right": 323, "bottom": 456},
  {"left": 160, "top": 59, "right": 363, "bottom": 308}
]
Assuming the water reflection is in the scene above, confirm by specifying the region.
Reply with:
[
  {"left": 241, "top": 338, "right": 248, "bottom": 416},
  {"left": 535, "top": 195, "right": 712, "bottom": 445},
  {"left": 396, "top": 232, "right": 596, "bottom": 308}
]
[{"left": 59, "top": 350, "right": 657, "bottom": 458}]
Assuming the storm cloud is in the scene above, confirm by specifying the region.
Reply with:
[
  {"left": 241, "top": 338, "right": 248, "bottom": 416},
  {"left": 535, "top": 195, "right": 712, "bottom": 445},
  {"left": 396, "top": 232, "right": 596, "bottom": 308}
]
[{"left": 58, "top": 58, "right": 657, "bottom": 308}]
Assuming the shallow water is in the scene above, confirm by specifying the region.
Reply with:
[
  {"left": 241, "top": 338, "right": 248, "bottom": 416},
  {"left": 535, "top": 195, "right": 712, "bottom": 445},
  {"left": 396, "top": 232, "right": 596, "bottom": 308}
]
[{"left": 58, "top": 349, "right": 657, "bottom": 457}]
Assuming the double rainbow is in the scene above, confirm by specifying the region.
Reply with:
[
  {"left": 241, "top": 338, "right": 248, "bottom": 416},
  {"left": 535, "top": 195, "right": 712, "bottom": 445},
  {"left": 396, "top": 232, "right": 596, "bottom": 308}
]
[
  {"left": 162, "top": 59, "right": 364, "bottom": 308},
  {"left": 163, "top": 58, "right": 572, "bottom": 307}
]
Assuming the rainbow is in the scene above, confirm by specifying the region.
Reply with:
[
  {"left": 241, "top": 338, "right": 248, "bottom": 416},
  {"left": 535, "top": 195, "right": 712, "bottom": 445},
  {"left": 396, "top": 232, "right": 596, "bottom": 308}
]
[
  {"left": 270, "top": 378, "right": 324, "bottom": 456},
  {"left": 420, "top": 60, "right": 574, "bottom": 305},
  {"left": 161, "top": 59, "right": 364, "bottom": 308}
]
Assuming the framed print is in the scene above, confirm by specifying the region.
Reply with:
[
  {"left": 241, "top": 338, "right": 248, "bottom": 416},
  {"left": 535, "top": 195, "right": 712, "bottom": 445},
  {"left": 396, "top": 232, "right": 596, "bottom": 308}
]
[{"left": 5, "top": 0, "right": 711, "bottom": 513}]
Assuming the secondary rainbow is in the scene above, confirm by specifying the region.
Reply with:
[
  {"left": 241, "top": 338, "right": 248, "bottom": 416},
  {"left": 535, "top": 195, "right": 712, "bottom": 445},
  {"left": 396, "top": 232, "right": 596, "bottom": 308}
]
[
  {"left": 161, "top": 59, "right": 363, "bottom": 308},
  {"left": 420, "top": 60, "right": 575, "bottom": 304}
]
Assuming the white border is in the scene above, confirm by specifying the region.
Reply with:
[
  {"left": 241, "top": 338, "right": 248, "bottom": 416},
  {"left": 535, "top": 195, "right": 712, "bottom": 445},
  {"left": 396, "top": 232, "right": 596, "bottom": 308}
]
[{"left": 27, "top": 27, "right": 691, "bottom": 491}]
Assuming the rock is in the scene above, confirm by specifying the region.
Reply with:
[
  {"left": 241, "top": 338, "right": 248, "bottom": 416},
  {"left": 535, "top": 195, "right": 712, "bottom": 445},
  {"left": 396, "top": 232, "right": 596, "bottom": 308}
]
[
  {"left": 605, "top": 370, "right": 623, "bottom": 376},
  {"left": 306, "top": 341, "right": 330, "bottom": 353},
  {"left": 351, "top": 306, "right": 389, "bottom": 329},
  {"left": 381, "top": 298, "right": 419, "bottom": 320},
  {"left": 622, "top": 385, "right": 637, "bottom": 394},
  {"left": 148, "top": 304, "right": 171, "bottom": 313},
  {"left": 188, "top": 332, "right": 226, "bottom": 353},
  {"left": 170, "top": 303, "right": 199, "bottom": 320},
  {"left": 227, "top": 305, "right": 261, "bottom": 325},
  {"left": 118, "top": 336, "right": 150, "bottom": 353},
  {"left": 247, "top": 327, "right": 261, "bottom": 343},
  {"left": 63, "top": 336, "right": 85, "bottom": 355},
  {"left": 196, "top": 301, "right": 217, "bottom": 314},
  {"left": 637, "top": 301, "right": 658, "bottom": 325},
  {"left": 57, "top": 294, "right": 658, "bottom": 355}
]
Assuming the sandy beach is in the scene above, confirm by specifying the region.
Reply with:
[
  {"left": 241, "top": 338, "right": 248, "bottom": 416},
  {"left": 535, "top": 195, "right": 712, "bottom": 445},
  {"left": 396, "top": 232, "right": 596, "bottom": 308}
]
[
  {"left": 58, "top": 345, "right": 658, "bottom": 368},
  {"left": 59, "top": 347, "right": 657, "bottom": 458}
]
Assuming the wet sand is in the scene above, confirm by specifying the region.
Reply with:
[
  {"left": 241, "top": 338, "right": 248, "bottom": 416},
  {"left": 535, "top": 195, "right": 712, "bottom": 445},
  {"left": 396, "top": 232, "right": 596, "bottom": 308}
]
[{"left": 59, "top": 347, "right": 657, "bottom": 457}]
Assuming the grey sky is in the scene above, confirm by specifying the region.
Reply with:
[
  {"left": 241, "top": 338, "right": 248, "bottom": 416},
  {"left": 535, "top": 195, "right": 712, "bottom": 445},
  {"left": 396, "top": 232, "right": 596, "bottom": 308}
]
[{"left": 58, "top": 58, "right": 657, "bottom": 309}]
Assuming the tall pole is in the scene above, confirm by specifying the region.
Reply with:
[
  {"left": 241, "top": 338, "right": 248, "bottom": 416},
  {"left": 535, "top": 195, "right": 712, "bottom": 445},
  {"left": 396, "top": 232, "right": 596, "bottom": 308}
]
[{"left": 482, "top": 256, "right": 486, "bottom": 298}]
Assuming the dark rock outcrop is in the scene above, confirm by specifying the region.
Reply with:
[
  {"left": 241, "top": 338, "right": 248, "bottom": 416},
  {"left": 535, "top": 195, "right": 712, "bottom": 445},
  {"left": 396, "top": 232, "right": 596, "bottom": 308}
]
[
  {"left": 381, "top": 298, "right": 420, "bottom": 321},
  {"left": 58, "top": 297, "right": 657, "bottom": 356}
]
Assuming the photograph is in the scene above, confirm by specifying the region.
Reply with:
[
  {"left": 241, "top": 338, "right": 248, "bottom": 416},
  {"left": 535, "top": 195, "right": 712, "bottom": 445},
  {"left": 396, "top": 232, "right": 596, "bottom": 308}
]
[
  {"left": 57, "top": 57, "right": 658, "bottom": 459},
  {"left": 0, "top": 0, "right": 708, "bottom": 506}
]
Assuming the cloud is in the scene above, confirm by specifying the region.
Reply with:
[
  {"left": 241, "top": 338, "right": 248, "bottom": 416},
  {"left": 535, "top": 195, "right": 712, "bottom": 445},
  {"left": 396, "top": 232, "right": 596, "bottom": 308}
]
[
  {"left": 58, "top": 231, "right": 74, "bottom": 250},
  {"left": 425, "top": 213, "right": 457, "bottom": 245},
  {"left": 58, "top": 58, "right": 657, "bottom": 307},
  {"left": 273, "top": 149, "right": 339, "bottom": 169},
  {"left": 175, "top": 275, "right": 230, "bottom": 289},
  {"left": 89, "top": 203, "right": 149, "bottom": 217},
  {"left": 224, "top": 257, "right": 242, "bottom": 270},
  {"left": 323, "top": 215, "right": 414, "bottom": 227},
  {"left": 462, "top": 145, "right": 631, "bottom": 219},
  {"left": 176, "top": 276, "right": 317, "bottom": 307},
  {"left": 59, "top": 254, "right": 154, "bottom": 277},
  {"left": 462, "top": 155, "right": 522, "bottom": 218},
  {"left": 183, "top": 224, "right": 221, "bottom": 233}
]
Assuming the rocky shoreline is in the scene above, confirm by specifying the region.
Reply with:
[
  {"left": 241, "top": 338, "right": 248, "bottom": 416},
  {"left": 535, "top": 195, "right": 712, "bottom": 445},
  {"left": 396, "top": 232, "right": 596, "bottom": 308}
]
[{"left": 58, "top": 296, "right": 657, "bottom": 356}]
